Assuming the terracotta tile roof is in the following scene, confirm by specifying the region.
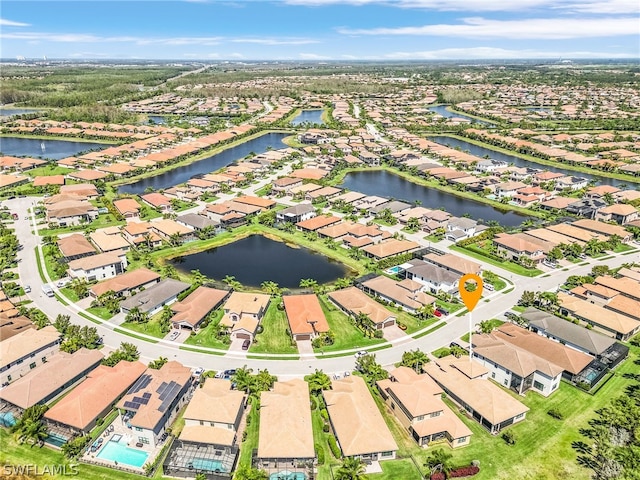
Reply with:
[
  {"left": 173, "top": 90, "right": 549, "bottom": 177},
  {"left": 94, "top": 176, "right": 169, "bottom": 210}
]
[
  {"left": 328, "top": 287, "right": 395, "bottom": 326},
  {"left": 182, "top": 378, "right": 245, "bottom": 426},
  {"left": 90, "top": 267, "right": 160, "bottom": 297},
  {"left": 258, "top": 379, "right": 315, "bottom": 459},
  {"left": 283, "top": 294, "right": 329, "bottom": 336},
  {"left": 0, "top": 325, "right": 60, "bottom": 369},
  {"left": 171, "top": 287, "right": 229, "bottom": 328},
  {"left": 57, "top": 234, "right": 96, "bottom": 258},
  {"left": 323, "top": 376, "right": 397, "bottom": 457},
  {"left": 44, "top": 361, "right": 146, "bottom": 431}
]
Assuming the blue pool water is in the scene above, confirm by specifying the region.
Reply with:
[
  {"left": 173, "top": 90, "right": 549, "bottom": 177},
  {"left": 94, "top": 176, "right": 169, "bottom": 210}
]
[
  {"left": 191, "top": 458, "right": 227, "bottom": 472},
  {"left": 96, "top": 439, "right": 149, "bottom": 468},
  {"left": 386, "top": 266, "right": 402, "bottom": 274},
  {"left": 45, "top": 432, "right": 68, "bottom": 448},
  {"left": 269, "top": 472, "right": 307, "bottom": 480}
]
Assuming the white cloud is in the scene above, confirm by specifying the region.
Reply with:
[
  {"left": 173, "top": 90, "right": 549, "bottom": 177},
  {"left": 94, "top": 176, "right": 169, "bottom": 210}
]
[
  {"left": 0, "top": 18, "right": 30, "bottom": 27},
  {"left": 555, "top": 0, "right": 639, "bottom": 13},
  {"left": 283, "top": 0, "right": 595, "bottom": 12},
  {"left": 231, "top": 38, "right": 320, "bottom": 45},
  {"left": 383, "top": 47, "right": 637, "bottom": 59},
  {"left": 338, "top": 17, "right": 640, "bottom": 39},
  {"left": 298, "top": 53, "right": 331, "bottom": 59}
]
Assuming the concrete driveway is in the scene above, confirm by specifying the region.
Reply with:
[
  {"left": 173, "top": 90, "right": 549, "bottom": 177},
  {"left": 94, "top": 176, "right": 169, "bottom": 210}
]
[
  {"left": 382, "top": 325, "right": 409, "bottom": 342},
  {"left": 296, "top": 339, "right": 315, "bottom": 357},
  {"left": 229, "top": 338, "right": 249, "bottom": 353}
]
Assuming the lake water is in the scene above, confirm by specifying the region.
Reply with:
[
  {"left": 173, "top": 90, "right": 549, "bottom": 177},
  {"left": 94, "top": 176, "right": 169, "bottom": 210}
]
[
  {"left": 291, "top": 109, "right": 325, "bottom": 126},
  {"left": 0, "top": 136, "right": 113, "bottom": 160},
  {"left": 429, "top": 135, "right": 629, "bottom": 187},
  {"left": 428, "top": 105, "right": 494, "bottom": 126},
  {"left": 118, "top": 132, "right": 288, "bottom": 194},
  {"left": 147, "top": 115, "right": 167, "bottom": 125},
  {"left": 172, "top": 235, "right": 349, "bottom": 288},
  {"left": 0, "top": 108, "right": 41, "bottom": 117},
  {"left": 340, "top": 169, "right": 528, "bottom": 226}
]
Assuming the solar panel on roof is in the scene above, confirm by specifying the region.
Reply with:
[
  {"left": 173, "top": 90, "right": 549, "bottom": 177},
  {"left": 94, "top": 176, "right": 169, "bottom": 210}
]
[
  {"left": 142, "top": 392, "right": 151, "bottom": 399},
  {"left": 129, "top": 374, "right": 152, "bottom": 394},
  {"left": 156, "top": 381, "right": 169, "bottom": 395},
  {"left": 123, "top": 401, "right": 140, "bottom": 410},
  {"left": 158, "top": 383, "right": 182, "bottom": 413}
]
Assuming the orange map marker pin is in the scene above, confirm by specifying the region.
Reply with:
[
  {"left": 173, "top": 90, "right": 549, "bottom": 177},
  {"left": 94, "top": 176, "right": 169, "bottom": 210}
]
[{"left": 459, "top": 273, "right": 483, "bottom": 312}]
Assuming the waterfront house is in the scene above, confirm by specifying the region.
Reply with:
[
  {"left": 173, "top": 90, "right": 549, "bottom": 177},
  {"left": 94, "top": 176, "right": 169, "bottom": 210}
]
[
  {"left": 423, "top": 253, "right": 481, "bottom": 276},
  {"left": 328, "top": 287, "right": 396, "bottom": 329},
  {"left": 377, "top": 367, "right": 472, "bottom": 448},
  {"left": 113, "top": 198, "right": 141, "bottom": 220},
  {"left": 141, "top": 192, "right": 172, "bottom": 212},
  {"left": 276, "top": 203, "right": 316, "bottom": 224},
  {"left": 596, "top": 204, "right": 639, "bottom": 225},
  {"left": 220, "top": 292, "right": 271, "bottom": 342},
  {"left": 360, "top": 276, "right": 435, "bottom": 314},
  {"left": 170, "top": 286, "right": 230, "bottom": 331},
  {"left": 403, "top": 259, "right": 460, "bottom": 294},
  {"left": 282, "top": 294, "right": 330, "bottom": 342}
]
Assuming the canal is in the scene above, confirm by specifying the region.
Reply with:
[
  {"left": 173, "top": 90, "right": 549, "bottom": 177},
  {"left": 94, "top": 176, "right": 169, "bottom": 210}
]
[
  {"left": 0, "top": 136, "right": 113, "bottom": 160},
  {"left": 172, "top": 235, "right": 349, "bottom": 288},
  {"left": 118, "top": 132, "right": 289, "bottom": 194},
  {"left": 429, "top": 135, "right": 630, "bottom": 187},
  {"left": 428, "top": 105, "right": 494, "bottom": 126},
  {"left": 339, "top": 169, "right": 528, "bottom": 227}
]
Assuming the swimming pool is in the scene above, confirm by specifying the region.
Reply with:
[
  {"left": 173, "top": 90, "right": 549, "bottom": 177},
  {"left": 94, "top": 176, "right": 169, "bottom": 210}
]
[
  {"left": 269, "top": 472, "right": 307, "bottom": 480},
  {"left": 45, "top": 432, "right": 68, "bottom": 448},
  {"left": 191, "top": 458, "right": 227, "bottom": 472},
  {"left": 96, "top": 438, "right": 149, "bottom": 468}
]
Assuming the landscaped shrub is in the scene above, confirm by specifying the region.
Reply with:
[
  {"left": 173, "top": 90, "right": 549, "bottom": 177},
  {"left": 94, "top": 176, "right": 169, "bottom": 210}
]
[
  {"left": 322, "top": 423, "right": 330, "bottom": 433},
  {"left": 547, "top": 408, "right": 563, "bottom": 420},
  {"left": 327, "top": 435, "right": 341, "bottom": 458},
  {"left": 449, "top": 465, "right": 480, "bottom": 477},
  {"left": 374, "top": 329, "right": 384, "bottom": 338},
  {"left": 430, "top": 473, "right": 445, "bottom": 480},
  {"left": 315, "top": 443, "right": 325, "bottom": 465},
  {"left": 309, "top": 396, "right": 318, "bottom": 411},
  {"left": 320, "top": 408, "right": 329, "bottom": 421},
  {"left": 501, "top": 430, "right": 516, "bottom": 445}
]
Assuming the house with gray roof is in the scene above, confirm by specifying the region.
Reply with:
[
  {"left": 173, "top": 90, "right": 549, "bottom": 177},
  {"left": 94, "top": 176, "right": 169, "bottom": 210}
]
[
  {"left": 120, "top": 279, "right": 190, "bottom": 315},
  {"left": 176, "top": 213, "right": 220, "bottom": 232},
  {"left": 276, "top": 203, "right": 316, "bottom": 223},
  {"left": 369, "top": 200, "right": 412, "bottom": 215},
  {"left": 403, "top": 259, "right": 459, "bottom": 294}
]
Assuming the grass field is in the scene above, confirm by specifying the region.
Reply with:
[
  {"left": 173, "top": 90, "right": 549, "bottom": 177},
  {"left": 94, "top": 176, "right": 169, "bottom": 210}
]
[
  {"left": 182, "top": 309, "right": 230, "bottom": 350},
  {"left": 366, "top": 344, "right": 639, "bottom": 480},
  {"left": 450, "top": 245, "right": 543, "bottom": 277},
  {"left": 249, "top": 301, "right": 298, "bottom": 354},
  {"left": 315, "top": 295, "right": 384, "bottom": 353},
  {"left": 120, "top": 312, "right": 168, "bottom": 339}
]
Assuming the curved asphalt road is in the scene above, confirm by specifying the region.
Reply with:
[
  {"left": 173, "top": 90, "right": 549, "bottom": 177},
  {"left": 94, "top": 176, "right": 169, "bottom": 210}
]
[{"left": 8, "top": 197, "right": 638, "bottom": 379}]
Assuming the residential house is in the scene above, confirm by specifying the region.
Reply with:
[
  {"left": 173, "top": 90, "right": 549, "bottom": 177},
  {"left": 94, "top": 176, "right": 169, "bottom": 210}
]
[
  {"left": 150, "top": 219, "right": 195, "bottom": 244},
  {"left": 272, "top": 177, "right": 303, "bottom": 194},
  {"left": 495, "top": 181, "right": 527, "bottom": 198},
  {"left": 0, "top": 349, "right": 103, "bottom": 411},
  {"left": 89, "top": 267, "right": 160, "bottom": 299},
  {"left": 423, "top": 253, "right": 482, "bottom": 277},
  {"left": 0, "top": 316, "right": 34, "bottom": 342},
  {"left": 571, "top": 219, "right": 631, "bottom": 243},
  {"left": 403, "top": 260, "right": 460, "bottom": 294},
  {"left": 90, "top": 229, "right": 131, "bottom": 253},
  {"left": 257, "top": 379, "right": 315, "bottom": 475},
  {"left": 360, "top": 276, "right": 435, "bottom": 314},
  {"left": 276, "top": 203, "right": 316, "bottom": 223},
  {"left": 175, "top": 213, "right": 219, "bottom": 233},
  {"left": 424, "top": 357, "right": 529, "bottom": 434},
  {"left": 558, "top": 292, "right": 640, "bottom": 341},
  {"left": 45, "top": 198, "right": 99, "bottom": 227},
  {"left": 596, "top": 204, "right": 639, "bottom": 225},
  {"left": 60, "top": 183, "right": 99, "bottom": 198},
  {"left": 296, "top": 215, "right": 341, "bottom": 232},
  {"left": 328, "top": 287, "right": 396, "bottom": 329},
  {"left": 113, "top": 198, "right": 141, "bottom": 220},
  {"left": 220, "top": 292, "right": 271, "bottom": 341},
  {"left": 44, "top": 361, "right": 147, "bottom": 435},
  {"left": 117, "top": 361, "right": 194, "bottom": 446},
  {"left": 445, "top": 217, "right": 478, "bottom": 242},
  {"left": 120, "top": 279, "right": 190, "bottom": 316},
  {"left": 361, "top": 239, "right": 419, "bottom": 261},
  {"left": 324, "top": 376, "right": 398, "bottom": 461},
  {"left": 0, "top": 325, "right": 61, "bottom": 386},
  {"left": 170, "top": 286, "right": 230, "bottom": 331},
  {"left": 57, "top": 234, "right": 96, "bottom": 262},
  {"left": 121, "top": 221, "right": 163, "bottom": 249},
  {"left": 493, "top": 233, "right": 546, "bottom": 264},
  {"left": 522, "top": 307, "right": 628, "bottom": 368},
  {"left": 141, "top": 192, "right": 172, "bottom": 212},
  {"left": 67, "top": 251, "right": 127, "bottom": 282},
  {"left": 282, "top": 294, "right": 330, "bottom": 342},
  {"left": 377, "top": 367, "right": 472, "bottom": 448}
]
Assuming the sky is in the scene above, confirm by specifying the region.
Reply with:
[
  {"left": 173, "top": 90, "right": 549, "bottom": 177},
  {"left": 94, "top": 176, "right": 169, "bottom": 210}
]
[{"left": 1, "top": 0, "right": 638, "bottom": 60}]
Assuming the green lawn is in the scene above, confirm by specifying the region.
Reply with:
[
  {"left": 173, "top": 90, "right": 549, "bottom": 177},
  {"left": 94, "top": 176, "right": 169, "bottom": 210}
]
[
  {"left": 368, "top": 345, "right": 640, "bottom": 480},
  {"left": 86, "top": 307, "right": 114, "bottom": 320},
  {"left": 120, "top": 312, "right": 168, "bottom": 339},
  {"left": 39, "top": 216, "right": 125, "bottom": 237},
  {"left": 461, "top": 319, "right": 504, "bottom": 342},
  {"left": 0, "top": 428, "right": 145, "bottom": 480},
  {"left": 311, "top": 395, "right": 341, "bottom": 478},
  {"left": 450, "top": 245, "right": 543, "bottom": 277},
  {"left": 25, "top": 165, "right": 75, "bottom": 177},
  {"left": 395, "top": 309, "right": 437, "bottom": 334},
  {"left": 59, "top": 287, "right": 80, "bottom": 302},
  {"left": 314, "top": 295, "right": 384, "bottom": 353},
  {"left": 238, "top": 404, "right": 260, "bottom": 468},
  {"left": 249, "top": 301, "right": 297, "bottom": 354},
  {"left": 511, "top": 305, "right": 526, "bottom": 313},
  {"left": 183, "top": 309, "right": 230, "bottom": 351},
  {"left": 368, "top": 458, "right": 422, "bottom": 480}
]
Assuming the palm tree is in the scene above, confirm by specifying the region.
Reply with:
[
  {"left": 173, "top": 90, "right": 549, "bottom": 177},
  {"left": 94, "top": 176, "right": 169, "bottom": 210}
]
[
  {"left": 416, "top": 303, "right": 435, "bottom": 320},
  {"left": 334, "top": 277, "right": 353, "bottom": 289},
  {"left": 162, "top": 264, "right": 179, "bottom": 279},
  {"left": 261, "top": 280, "right": 282, "bottom": 296},
  {"left": 401, "top": 349, "right": 430, "bottom": 372},
  {"left": 191, "top": 269, "right": 206, "bottom": 286},
  {"left": 233, "top": 466, "right": 268, "bottom": 480},
  {"left": 335, "top": 457, "right": 366, "bottom": 480},
  {"left": 232, "top": 366, "right": 256, "bottom": 395},
  {"left": 478, "top": 320, "right": 495, "bottom": 334},
  {"left": 223, "top": 275, "right": 242, "bottom": 290},
  {"left": 148, "top": 356, "right": 168, "bottom": 370},
  {"left": 305, "top": 369, "right": 332, "bottom": 395},
  {"left": 300, "top": 278, "right": 318, "bottom": 290},
  {"left": 425, "top": 448, "right": 454, "bottom": 477},
  {"left": 15, "top": 418, "right": 48, "bottom": 446}
]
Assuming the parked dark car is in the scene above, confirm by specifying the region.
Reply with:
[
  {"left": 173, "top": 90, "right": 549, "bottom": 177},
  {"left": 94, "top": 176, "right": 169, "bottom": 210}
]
[{"left": 242, "top": 339, "right": 250, "bottom": 350}]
